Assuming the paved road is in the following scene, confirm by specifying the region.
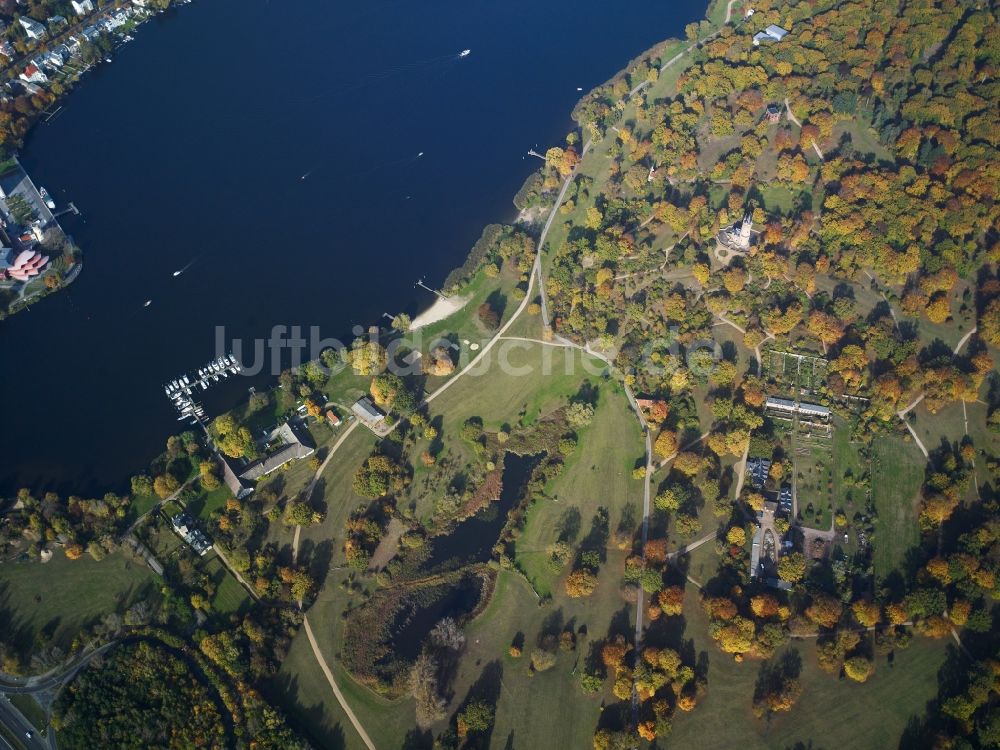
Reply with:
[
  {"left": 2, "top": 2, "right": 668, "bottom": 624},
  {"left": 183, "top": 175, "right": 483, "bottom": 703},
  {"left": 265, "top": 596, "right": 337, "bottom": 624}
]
[
  {"left": 0, "top": 642, "right": 117, "bottom": 695},
  {"left": 0, "top": 698, "right": 46, "bottom": 750},
  {"left": 0, "top": 641, "right": 120, "bottom": 750}
]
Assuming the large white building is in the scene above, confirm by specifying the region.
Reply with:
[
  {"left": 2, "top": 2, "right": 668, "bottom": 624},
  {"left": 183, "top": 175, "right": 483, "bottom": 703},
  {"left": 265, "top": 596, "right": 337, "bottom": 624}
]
[
  {"left": 71, "top": 0, "right": 96, "bottom": 17},
  {"left": 753, "top": 24, "right": 789, "bottom": 46},
  {"left": 719, "top": 213, "right": 754, "bottom": 252},
  {"left": 19, "top": 17, "right": 46, "bottom": 41},
  {"left": 765, "top": 396, "right": 830, "bottom": 419}
]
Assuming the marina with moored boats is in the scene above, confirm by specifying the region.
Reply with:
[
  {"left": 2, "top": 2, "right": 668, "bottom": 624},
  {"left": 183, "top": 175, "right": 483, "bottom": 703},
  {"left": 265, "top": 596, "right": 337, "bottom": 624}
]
[{"left": 164, "top": 353, "right": 241, "bottom": 424}]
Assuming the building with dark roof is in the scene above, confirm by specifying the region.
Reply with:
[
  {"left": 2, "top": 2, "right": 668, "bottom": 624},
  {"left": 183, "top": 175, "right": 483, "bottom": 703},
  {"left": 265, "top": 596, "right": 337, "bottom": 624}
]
[
  {"left": 171, "top": 512, "right": 212, "bottom": 556},
  {"left": 219, "top": 454, "right": 253, "bottom": 499},
  {"left": 238, "top": 420, "right": 314, "bottom": 482},
  {"left": 746, "top": 457, "right": 772, "bottom": 489}
]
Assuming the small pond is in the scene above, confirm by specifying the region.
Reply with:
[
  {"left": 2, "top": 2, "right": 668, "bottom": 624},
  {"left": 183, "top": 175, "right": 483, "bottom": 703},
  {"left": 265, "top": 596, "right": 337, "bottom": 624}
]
[{"left": 423, "top": 452, "right": 542, "bottom": 571}]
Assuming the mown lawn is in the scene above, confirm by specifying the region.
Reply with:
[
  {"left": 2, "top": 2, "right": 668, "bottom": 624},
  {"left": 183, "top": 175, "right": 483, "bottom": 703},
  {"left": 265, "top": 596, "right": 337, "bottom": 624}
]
[
  {"left": 130, "top": 492, "right": 160, "bottom": 518},
  {"left": 669, "top": 586, "right": 948, "bottom": 749},
  {"left": 910, "top": 399, "right": 967, "bottom": 456},
  {"left": 273, "top": 343, "right": 641, "bottom": 749},
  {"left": 454, "top": 567, "right": 632, "bottom": 750},
  {"left": 412, "top": 342, "right": 613, "bottom": 522},
  {"left": 273, "top": 580, "right": 415, "bottom": 750},
  {"left": 411, "top": 263, "right": 523, "bottom": 356},
  {"left": 758, "top": 184, "right": 808, "bottom": 216},
  {"left": 202, "top": 554, "right": 251, "bottom": 617},
  {"left": 516, "top": 377, "right": 644, "bottom": 595},
  {"left": 188, "top": 484, "right": 233, "bottom": 523},
  {"left": 832, "top": 417, "right": 867, "bottom": 511},
  {"left": 0, "top": 551, "right": 157, "bottom": 654},
  {"left": 835, "top": 118, "right": 893, "bottom": 162},
  {"left": 871, "top": 434, "right": 925, "bottom": 580},
  {"left": 288, "top": 426, "right": 379, "bottom": 557}
]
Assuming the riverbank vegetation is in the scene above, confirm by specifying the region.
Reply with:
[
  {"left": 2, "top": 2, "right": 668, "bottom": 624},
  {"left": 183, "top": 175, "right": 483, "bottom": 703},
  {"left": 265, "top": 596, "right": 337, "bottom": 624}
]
[
  {"left": 2, "top": 0, "right": 999, "bottom": 745},
  {"left": 266, "top": 0, "right": 1000, "bottom": 744}
]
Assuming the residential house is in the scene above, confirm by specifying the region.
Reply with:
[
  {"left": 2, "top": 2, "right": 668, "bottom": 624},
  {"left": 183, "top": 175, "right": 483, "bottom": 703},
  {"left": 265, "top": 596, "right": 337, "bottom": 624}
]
[
  {"left": 19, "top": 16, "right": 46, "bottom": 41},
  {"left": 107, "top": 9, "right": 129, "bottom": 28},
  {"left": 65, "top": 36, "right": 82, "bottom": 54},
  {"left": 170, "top": 512, "right": 213, "bottom": 556},
  {"left": 0, "top": 41, "right": 15, "bottom": 60},
  {"left": 746, "top": 456, "right": 772, "bottom": 489},
  {"left": 19, "top": 64, "right": 47, "bottom": 84},
  {"left": 80, "top": 25, "right": 100, "bottom": 43},
  {"left": 325, "top": 410, "right": 341, "bottom": 427},
  {"left": 71, "top": 0, "right": 96, "bottom": 16},
  {"left": 47, "top": 15, "right": 67, "bottom": 29},
  {"left": 40, "top": 49, "right": 65, "bottom": 70}
]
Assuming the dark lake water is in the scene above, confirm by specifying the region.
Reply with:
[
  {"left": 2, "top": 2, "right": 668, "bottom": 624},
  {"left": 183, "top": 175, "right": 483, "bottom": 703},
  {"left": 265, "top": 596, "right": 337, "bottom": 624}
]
[
  {"left": 1, "top": 0, "right": 704, "bottom": 495},
  {"left": 424, "top": 452, "right": 541, "bottom": 570}
]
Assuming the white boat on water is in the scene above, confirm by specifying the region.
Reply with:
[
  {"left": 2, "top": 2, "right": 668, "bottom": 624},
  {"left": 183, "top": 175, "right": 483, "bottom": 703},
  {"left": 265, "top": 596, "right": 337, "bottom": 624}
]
[
  {"left": 39, "top": 187, "right": 55, "bottom": 210},
  {"left": 459, "top": 49, "right": 471, "bottom": 57}
]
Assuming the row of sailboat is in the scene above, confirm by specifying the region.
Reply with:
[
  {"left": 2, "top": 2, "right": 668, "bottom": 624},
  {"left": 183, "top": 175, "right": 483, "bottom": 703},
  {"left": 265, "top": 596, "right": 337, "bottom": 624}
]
[{"left": 163, "top": 353, "right": 241, "bottom": 423}]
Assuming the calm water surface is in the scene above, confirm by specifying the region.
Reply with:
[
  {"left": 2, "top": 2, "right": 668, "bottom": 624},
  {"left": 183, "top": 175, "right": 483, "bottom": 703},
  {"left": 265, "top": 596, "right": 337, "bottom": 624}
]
[{"left": 1, "top": 0, "right": 704, "bottom": 494}]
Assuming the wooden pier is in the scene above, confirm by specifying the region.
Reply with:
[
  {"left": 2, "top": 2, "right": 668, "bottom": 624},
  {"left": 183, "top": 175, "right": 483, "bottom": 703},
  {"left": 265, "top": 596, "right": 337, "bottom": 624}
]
[{"left": 53, "top": 202, "right": 79, "bottom": 218}]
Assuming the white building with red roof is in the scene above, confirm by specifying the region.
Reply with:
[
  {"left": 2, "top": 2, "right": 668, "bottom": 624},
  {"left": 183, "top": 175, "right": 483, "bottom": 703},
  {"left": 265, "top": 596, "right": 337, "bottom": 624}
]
[{"left": 19, "top": 64, "right": 47, "bottom": 84}]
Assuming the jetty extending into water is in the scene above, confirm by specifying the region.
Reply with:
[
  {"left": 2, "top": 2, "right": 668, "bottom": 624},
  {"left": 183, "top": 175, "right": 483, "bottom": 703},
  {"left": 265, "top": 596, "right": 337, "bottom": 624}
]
[{"left": 164, "top": 353, "right": 241, "bottom": 424}]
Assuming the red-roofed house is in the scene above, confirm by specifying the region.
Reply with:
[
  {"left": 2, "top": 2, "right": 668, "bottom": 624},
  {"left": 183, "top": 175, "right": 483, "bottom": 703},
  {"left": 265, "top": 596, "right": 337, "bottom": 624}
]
[{"left": 19, "top": 64, "right": 47, "bottom": 84}]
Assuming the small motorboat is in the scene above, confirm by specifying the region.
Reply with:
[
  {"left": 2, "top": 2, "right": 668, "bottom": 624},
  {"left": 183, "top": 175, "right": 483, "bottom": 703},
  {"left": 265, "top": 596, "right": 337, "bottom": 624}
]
[{"left": 39, "top": 187, "right": 55, "bottom": 210}]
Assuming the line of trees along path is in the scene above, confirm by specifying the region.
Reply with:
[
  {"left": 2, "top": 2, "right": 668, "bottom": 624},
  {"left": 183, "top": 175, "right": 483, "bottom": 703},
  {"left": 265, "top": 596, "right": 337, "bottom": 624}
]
[{"left": 296, "top": 4, "right": 745, "bottom": 737}]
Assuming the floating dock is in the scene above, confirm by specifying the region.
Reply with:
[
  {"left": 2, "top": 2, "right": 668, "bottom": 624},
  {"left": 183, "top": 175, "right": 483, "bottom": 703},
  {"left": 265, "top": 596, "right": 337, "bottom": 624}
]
[{"left": 164, "top": 353, "right": 241, "bottom": 424}]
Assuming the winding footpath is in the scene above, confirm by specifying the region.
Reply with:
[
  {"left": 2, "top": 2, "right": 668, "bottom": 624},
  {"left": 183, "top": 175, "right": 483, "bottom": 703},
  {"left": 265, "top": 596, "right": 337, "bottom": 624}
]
[
  {"left": 298, "top": 7, "right": 750, "bottom": 737},
  {"left": 784, "top": 98, "right": 824, "bottom": 160},
  {"left": 302, "top": 617, "right": 377, "bottom": 750},
  {"left": 298, "top": 139, "right": 593, "bottom": 750},
  {"left": 894, "top": 325, "right": 978, "bottom": 460}
]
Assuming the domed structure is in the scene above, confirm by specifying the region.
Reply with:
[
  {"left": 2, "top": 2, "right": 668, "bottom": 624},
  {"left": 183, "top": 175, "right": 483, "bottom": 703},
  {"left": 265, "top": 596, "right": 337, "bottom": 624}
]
[{"left": 1, "top": 248, "right": 49, "bottom": 282}]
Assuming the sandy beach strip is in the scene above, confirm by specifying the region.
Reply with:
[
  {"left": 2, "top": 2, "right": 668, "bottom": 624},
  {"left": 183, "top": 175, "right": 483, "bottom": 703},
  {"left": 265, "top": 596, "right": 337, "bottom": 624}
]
[{"left": 408, "top": 294, "right": 470, "bottom": 330}]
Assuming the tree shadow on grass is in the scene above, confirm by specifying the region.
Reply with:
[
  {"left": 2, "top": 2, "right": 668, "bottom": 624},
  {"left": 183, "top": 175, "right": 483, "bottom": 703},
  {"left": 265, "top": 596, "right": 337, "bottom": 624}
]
[
  {"left": 401, "top": 728, "right": 434, "bottom": 749},
  {"left": 576, "top": 507, "right": 610, "bottom": 566},
  {"left": 557, "top": 506, "right": 582, "bottom": 544},
  {"left": 451, "top": 660, "right": 503, "bottom": 750},
  {"left": 265, "top": 671, "right": 347, "bottom": 750}
]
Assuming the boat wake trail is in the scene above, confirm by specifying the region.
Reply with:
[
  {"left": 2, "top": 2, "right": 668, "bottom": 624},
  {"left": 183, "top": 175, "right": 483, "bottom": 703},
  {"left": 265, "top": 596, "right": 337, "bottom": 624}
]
[{"left": 172, "top": 259, "right": 197, "bottom": 277}]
